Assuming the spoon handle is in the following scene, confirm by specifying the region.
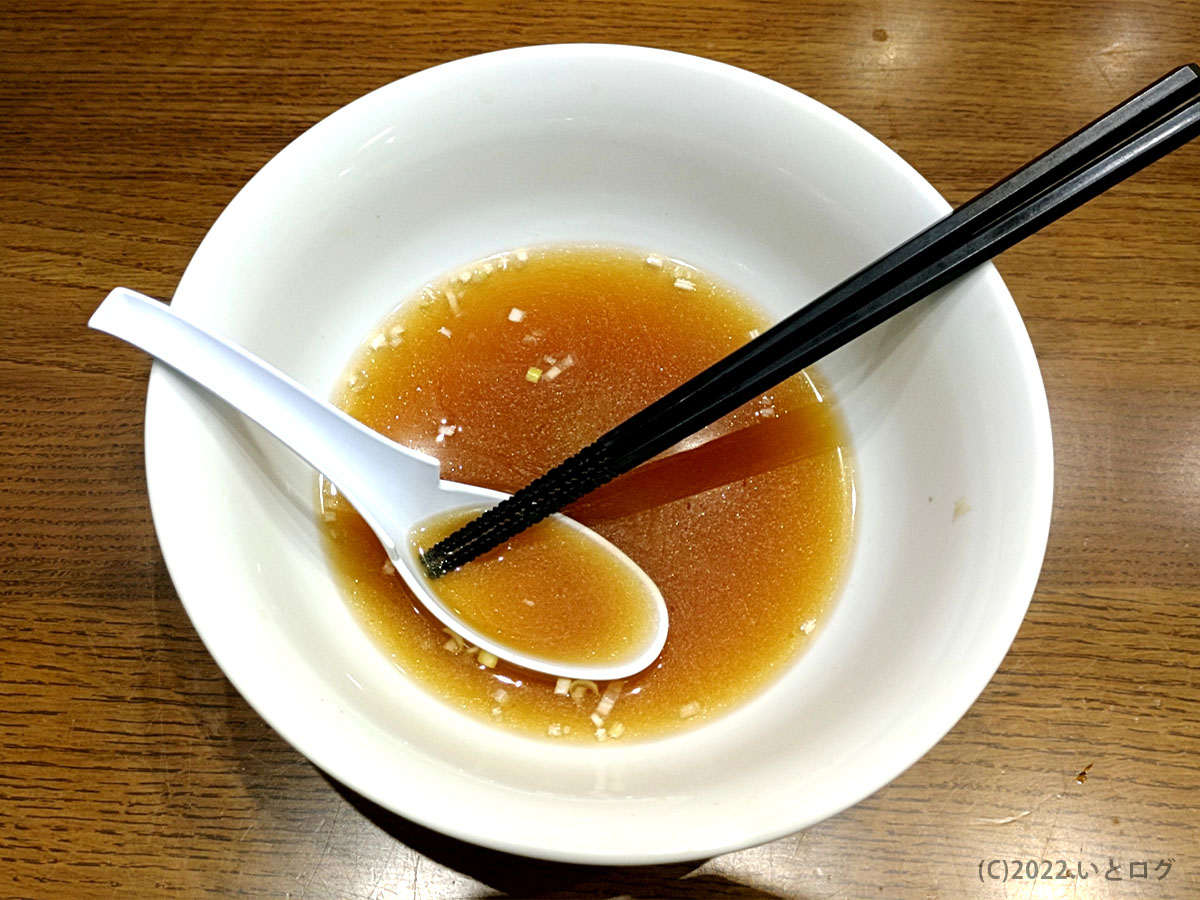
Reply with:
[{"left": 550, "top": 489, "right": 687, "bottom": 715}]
[{"left": 88, "top": 288, "right": 442, "bottom": 550}]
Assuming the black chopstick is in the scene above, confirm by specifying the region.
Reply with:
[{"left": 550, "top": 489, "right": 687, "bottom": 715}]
[{"left": 421, "top": 66, "right": 1200, "bottom": 577}]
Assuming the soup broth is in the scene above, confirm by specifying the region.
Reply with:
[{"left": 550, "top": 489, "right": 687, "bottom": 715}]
[
  {"left": 320, "top": 245, "right": 855, "bottom": 742},
  {"left": 409, "top": 506, "right": 662, "bottom": 668}
]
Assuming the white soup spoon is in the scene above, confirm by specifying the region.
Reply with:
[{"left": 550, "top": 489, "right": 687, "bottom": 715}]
[{"left": 89, "top": 288, "right": 668, "bottom": 681}]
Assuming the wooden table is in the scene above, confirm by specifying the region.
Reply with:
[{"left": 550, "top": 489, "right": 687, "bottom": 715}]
[{"left": 3, "top": 2, "right": 1198, "bottom": 897}]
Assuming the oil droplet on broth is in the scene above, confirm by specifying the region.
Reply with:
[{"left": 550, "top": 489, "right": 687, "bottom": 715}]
[
  {"left": 319, "top": 243, "right": 855, "bottom": 743},
  {"left": 409, "top": 507, "right": 660, "bottom": 667}
]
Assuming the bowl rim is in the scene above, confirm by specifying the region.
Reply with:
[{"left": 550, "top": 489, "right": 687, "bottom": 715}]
[{"left": 144, "top": 43, "right": 1054, "bottom": 863}]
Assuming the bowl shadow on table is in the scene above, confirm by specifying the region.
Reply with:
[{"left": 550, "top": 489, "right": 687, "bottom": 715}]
[{"left": 323, "top": 773, "right": 796, "bottom": 900}]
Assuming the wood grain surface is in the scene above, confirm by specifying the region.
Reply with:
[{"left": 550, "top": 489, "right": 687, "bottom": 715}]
[{"left": 2, "top": 1, "right": 1198, "bottom": 898}]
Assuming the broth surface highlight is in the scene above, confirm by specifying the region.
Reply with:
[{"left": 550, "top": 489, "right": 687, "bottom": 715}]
[{"left": 320, "top": 244, "right": 854, "bottom": 742}]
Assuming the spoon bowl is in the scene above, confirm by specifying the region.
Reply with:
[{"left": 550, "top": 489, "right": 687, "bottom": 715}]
[{"left": 89, "top": 287, "right": 668, "bottom": 681}]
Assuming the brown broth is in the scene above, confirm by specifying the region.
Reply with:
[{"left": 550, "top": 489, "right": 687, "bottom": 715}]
[
  {"left": 319, "top": 244, "right": 855, "bottom": 742},
  {"left": 409, "top": 506, "right": 660, "bottom": 668}
]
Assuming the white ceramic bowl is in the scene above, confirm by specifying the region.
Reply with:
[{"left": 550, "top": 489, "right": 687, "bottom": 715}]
[{"left": 145, "top": 45, "right": 1052, "bottom": 863}]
